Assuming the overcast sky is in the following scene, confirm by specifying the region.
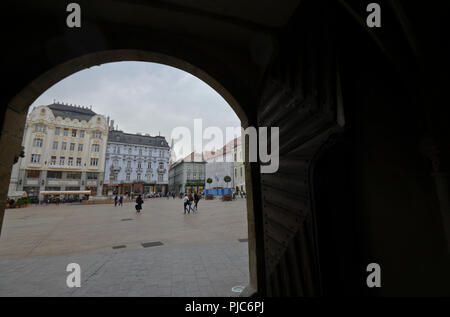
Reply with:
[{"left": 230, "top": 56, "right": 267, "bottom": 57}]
[{"left": 29, "top": 61, "right": 241, "bottom": 159}]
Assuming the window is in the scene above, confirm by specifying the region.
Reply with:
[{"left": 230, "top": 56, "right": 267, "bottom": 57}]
[
  {"left": 90, "top": 158, "right": 99, "bottom": 166},
  {"left": 126, "top": 173, "right": 130, "bottom": 181},
  {"left": 68, "top": 157, "right": 74, "bottom": 166},
  {"left": 235, "top": 168, "right": 237, "bottom": 177},
  {"left": 76, "top": 158, "right": 82, "bottom": 166},
  {"left": 70, "top": 143, "right": 75, "bottom": 151},
  {"left": 159, "top": 162, "right": 164, "bottom": 169},
  {"left": 33, "top": 138, "right": 43, "bottom": 147},
  {"left": 137, "top": 174, "right": 141, "bottom": 181},
  {"left": 80, "top": 130, "right": 85, "bottom": 138},
  {"left": 128, "top": 148, "right": 132, "bottom": 154},
  {"left": 148, "top": 162, "right": 151, "bottom": 169},
  {"left": 93, "top": 131, "right": 102, "bottom": 138},
  {"left": 59, "top": 156, "right": 65, "bottom": 165},
  {"left": 138, "top": 161, "right": 142, "bottom": 169},
  {"left": 87, "top": 172, "right": 98, "bottom": 180},
  {"left": 66, "top": 172, "right": 81, "bottom": 179},
  {"left": 34, "top": 125, "right": 45, "bottom": 132},
  {"left": 55, "top": 127, "right": 60, "bottom": 135},
  {"left": 158, "top": 174, "right": 163, "bottom": 182},
  {"left": 50, "top": 156, "right": 56, "bottom": 165},
  {"left": 47, "top": 171, "right": 62, "bottom": 179},
  {"left": 63, "top": 129, "right": 69, "bottom": 136},
  {"left": 127, "top": 160, "right": 131, "bottom": 168},
  {"left": 139, "top": 149, "right": 142, "bottom": 156},
  {"left": 92, "top": 144, "right": 100, "bottom": 152},
  {"left": 78, "top": 144, "right": 83, "bottom": 152},
  {"left": 71, "top": 130, "right": 77, "bottom": 137},
  {"left": 31, "top": 154, "right": 40, "bottom": 163},
  {"left": 240, "top": 167, "right": 243, "bottom": 177},
  {"left": 61, "top": 142, "right": 67, "bottom": 150},
  {"left": 52, "top": 141, "right": 58, "bottom": 150},
  {"left": 26, "top": 170, "right": 40, "bottom": 178}
]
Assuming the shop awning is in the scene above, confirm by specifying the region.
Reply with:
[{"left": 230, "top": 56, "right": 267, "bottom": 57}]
[
  {"left": 40, "top": 190, "right": 91, "bottom": 195},
  {"left": 7, "top": 190, "right": 27, "bottom": 198}
]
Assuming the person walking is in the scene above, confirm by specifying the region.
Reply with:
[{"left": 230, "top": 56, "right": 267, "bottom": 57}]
[
  {"left": 135, "top": 194, "right": 143, "bottom": 214},
  {"left": 114, "top": 195, "right": 118, "bottom": 207},
  {"left": 194, "top": 192, "right": 200, "bottom": 211},
  {"left": 188, "top": 193, "right": 195, "bottom": 213},
  {"left": 119, "top": 195, "right": 123, "bottom": 206},
  {"left": 183, "top": 194, "right": 190, "bottom": 214}
]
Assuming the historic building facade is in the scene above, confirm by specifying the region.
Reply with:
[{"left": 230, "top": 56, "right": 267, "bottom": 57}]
[
  {"left": 168, "top": 152, "right": 206, "bottom": 194},
  {"left": 103, "top": 129, "right": 170, "bottom": 195},
  {"left": 204, "top": 138, "right": 237, "bottom": 190},
  {"left": 233, "top": 137, "right": 246, "bottom": 193},
  {"left": 17, "top": 102, "right": 109, "bottom": 197}
]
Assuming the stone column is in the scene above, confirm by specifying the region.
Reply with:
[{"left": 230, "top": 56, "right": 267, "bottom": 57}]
[{"left": 0, "top": 108, "right": 27, "bottom": 235}]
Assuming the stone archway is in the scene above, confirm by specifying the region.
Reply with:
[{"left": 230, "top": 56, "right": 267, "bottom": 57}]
[{"left": 0, "top": 49, "right": 259, "bottom": 294}]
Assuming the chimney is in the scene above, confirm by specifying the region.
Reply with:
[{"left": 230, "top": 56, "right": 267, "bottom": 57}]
[{"left": 110, "top": 119, "right": 115, "bottom": 131}]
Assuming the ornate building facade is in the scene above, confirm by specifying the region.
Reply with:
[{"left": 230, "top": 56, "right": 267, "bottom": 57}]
[
  {"left": 233, "top": 137, "right": 246, "bottom": 193},
  {"left": 17, "top": 102, "right": 109, "bottom": 197},
  {"left": 103, "top": 129, "right": 170, "bottom": 195}
]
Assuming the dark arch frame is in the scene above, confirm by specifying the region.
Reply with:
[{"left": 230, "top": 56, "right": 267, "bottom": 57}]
[{"left": 0, "top": 49, "right": 261, "bottom": 295}]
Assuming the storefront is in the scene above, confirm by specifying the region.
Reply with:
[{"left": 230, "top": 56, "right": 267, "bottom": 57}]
[{"left": 40, "top": 190, "right": 91, "bottom": 203}]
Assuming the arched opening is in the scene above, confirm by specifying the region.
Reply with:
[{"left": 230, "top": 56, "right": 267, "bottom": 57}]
[
  {"left": 2, "top": 0, "right": 450, "bottom": 298},
  {"left": 0, "top": 51, "right": 259, "bottom": 297}
]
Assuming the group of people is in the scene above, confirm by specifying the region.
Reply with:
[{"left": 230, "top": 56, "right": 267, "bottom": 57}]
[
  {"left": 183, "top": 192, "right": 201, "bottom": 214},
  {"left": 113, "top": 195, "right": 124, "bottom": 207},
  {"left": 114, "top": 194, "right": 143, "bottom": 213},
  {"left": 113, "top": 191, "right": 201, "bottom": 215}
]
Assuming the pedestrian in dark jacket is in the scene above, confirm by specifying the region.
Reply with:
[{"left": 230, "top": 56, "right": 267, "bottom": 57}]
[
  {"left": 135, "top": 195, "right": 143, "bottom": 213},
  {"left": 119, "top": 195, "right": 123, "bottom": 206},
  {"left": 194, "top": 192, "right": 200, "bottom": 211},
  {"left": 188, "top": 193, "right": 194, "bottom": 212},
  {"left": 114, "top": 195, "right": 118, "bottom": 207}
]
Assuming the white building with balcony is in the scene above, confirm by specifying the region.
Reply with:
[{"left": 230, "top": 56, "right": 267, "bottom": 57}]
[{"left": 103, "top": 129, "right": 170, "bottom": 196}]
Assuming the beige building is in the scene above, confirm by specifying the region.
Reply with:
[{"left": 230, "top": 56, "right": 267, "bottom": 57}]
[
  {"left": 233, "top": 137, "right": 246, "bottom": 193},
  {"left": 17, "top": 102, "right": 109, "bottom": 198}
]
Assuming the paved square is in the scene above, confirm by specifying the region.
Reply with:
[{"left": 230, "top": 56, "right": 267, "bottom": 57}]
[{"left": 0, "top": 197, "right": 249, "bottom": 296}]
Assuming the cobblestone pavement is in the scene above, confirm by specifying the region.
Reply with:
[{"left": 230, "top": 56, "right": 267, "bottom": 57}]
[{"left": 0, "top": 198, "right": 249, "bottom": 296}]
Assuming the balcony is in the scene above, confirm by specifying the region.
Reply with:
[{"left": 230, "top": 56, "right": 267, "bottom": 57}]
[{"left": 110, "top": 166, "right": 121, "bottom": 173}]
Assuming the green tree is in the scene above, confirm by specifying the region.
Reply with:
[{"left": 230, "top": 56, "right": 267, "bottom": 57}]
[
  {"left": 224, "top": 175, "right": 231, "bottom": 188},
  {"left": 207, "top": 178, "right": 213, "bottom": 188}
]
